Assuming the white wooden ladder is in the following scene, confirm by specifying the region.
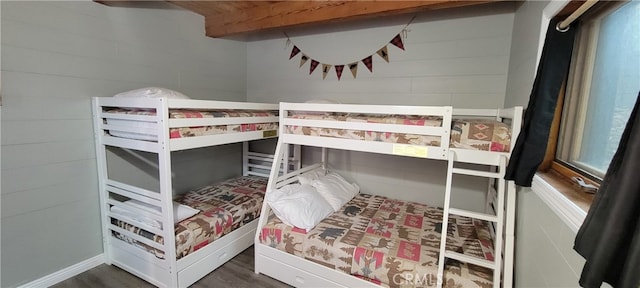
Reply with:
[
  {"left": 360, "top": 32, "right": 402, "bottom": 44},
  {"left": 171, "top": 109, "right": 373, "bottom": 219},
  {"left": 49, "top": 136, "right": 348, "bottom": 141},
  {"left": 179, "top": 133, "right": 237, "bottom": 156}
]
[{"left": 436, "top": 150, "right": 509, "bottom": 288}]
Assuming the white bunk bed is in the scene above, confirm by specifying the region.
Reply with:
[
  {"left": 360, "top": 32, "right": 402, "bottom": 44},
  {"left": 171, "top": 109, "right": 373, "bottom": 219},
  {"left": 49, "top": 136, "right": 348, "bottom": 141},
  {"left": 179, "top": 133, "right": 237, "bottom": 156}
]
[
  {"left": 254, "top": 102, "right": 522, "bottom": 288},
  {"left": 92, "top": 96, "right": 293, "bottom": 287}
]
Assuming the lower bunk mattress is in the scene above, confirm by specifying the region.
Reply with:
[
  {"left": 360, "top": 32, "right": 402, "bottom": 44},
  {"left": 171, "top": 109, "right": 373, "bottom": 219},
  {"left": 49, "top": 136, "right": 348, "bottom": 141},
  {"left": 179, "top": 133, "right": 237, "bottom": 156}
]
[
  {"left": 112, "top": 175, "right": 267, "bottom": 260},
  {"left": 259, "top": 193, "right": 494, "bottom": 287}
]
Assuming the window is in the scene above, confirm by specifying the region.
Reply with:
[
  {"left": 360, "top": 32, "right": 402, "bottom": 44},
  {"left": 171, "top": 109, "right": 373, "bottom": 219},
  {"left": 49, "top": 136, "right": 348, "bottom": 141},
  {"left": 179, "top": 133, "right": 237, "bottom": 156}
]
[{"left": 554, "top": 0, "right": 640, "bottom": 181}]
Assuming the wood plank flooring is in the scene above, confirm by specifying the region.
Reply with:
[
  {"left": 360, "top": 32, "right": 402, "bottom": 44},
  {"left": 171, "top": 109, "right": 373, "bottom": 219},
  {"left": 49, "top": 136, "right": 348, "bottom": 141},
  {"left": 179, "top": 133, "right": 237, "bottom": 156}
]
[{"left": 51, "top": 246, "right": 291, "bottom": 288}]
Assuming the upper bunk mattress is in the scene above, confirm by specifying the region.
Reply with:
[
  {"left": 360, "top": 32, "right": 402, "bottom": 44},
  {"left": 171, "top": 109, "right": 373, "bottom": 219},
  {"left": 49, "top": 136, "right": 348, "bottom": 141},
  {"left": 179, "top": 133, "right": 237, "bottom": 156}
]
[
  {"left": 105, "top": 109, "right": 278, "bottom": 141},
  {"left": 259, "top": 193, "right": 494, "bottom": 287},
  {"left": 286, "top": 112, "right": 512, "bottom": 152},
  {"left": 450, "top": 120, "right": 511, "bottom": 152},
  {"left": 111, "top": 175, "right": 267, "bottom": 260},
  {"left": 286, "top": 113, "right": 443, "bottom": 146}
]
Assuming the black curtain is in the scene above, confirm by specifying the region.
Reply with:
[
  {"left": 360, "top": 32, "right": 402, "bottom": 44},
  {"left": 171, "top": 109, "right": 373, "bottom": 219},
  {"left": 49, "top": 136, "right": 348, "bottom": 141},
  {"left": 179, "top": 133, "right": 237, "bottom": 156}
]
[
  {"left": 504, "top": 17, "right": 578, "bottom": 187},
  {"left": 574, "top": 92, "right": 640, "bottom": 288}
]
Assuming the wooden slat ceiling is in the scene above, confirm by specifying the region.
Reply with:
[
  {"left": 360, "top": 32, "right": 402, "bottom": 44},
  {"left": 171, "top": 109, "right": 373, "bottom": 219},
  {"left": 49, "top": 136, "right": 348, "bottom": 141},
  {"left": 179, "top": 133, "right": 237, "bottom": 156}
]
[{"left": 98, "top": 1, "right": 506, "bottom": 38}]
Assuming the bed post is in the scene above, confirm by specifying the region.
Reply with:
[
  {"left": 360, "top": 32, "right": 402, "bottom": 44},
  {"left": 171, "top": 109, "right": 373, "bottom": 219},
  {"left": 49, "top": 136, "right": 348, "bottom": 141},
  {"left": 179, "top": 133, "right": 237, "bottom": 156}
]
[
  {"left": 92, "top": 98, "right": 112, "bottom": 265},
  {"left": 321, "top": 147, "right": 328, "bottom": 170},
  {"left": 242, "top": 141, "right": 249, "bottom": 176},
  {"left": 156, "top": 98, "right": 179, "bottom": 287}
]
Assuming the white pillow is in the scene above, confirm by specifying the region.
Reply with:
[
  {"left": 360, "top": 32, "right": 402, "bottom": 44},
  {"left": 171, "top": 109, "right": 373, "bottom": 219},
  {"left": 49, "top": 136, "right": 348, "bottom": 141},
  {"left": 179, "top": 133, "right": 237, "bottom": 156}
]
[
  {"left": 297, "top": 168, "right": 327, "bottom": 185},
  {"left": 113, "top": 87, "right": 190, "bottom": 99},
  {"left": 312, "top": 172, "right": 360, "bottom": 212},
  {"left": 125, "top": 199, "right": 200, "bottom": 224},
  {"left": 266, "top": 184, "right": 334, "bottom": 232},
  {"left": 173, "top": 202, "right": 201, "bottom": 223},
  {"left": 110, "top": 205, "right": 162, "bottom": 229}
]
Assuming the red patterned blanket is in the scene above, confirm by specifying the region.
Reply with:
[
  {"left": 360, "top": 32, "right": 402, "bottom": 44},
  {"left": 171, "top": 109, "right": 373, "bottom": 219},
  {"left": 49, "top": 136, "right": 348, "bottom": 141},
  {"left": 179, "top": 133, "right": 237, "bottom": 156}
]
[
  {"left": 112, "top": 175, "right": 267, "bottom": 259},
  {"left": 259, "top": 193, "right": 494, "bottom": 287}
]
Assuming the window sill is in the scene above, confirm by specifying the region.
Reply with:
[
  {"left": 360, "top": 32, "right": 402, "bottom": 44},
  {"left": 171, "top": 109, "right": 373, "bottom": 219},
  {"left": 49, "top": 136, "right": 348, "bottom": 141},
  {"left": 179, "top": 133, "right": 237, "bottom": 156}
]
[{"left": 531, "top": 172, "right": 593, "bottom": 233}]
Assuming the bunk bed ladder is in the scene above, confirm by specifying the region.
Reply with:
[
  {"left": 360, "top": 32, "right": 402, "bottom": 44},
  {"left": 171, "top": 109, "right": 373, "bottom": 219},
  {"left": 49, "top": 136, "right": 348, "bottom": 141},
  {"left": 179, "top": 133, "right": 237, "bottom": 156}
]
[{"left": 437, "top": 150, "right": 508, "bottom": 288}]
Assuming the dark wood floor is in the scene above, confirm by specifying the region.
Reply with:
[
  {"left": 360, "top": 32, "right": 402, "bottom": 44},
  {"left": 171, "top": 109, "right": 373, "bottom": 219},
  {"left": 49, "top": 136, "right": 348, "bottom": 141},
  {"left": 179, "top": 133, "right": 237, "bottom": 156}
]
[{"left": 51, "top": 246, "right": 291, "bottom": 288}]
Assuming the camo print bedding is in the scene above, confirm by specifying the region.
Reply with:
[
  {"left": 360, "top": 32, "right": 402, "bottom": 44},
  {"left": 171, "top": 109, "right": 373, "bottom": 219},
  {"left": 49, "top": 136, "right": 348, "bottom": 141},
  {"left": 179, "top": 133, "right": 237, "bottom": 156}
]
[
  {"left": 259, "top": 193, "right": 494, "bottom": 288},
  {"left": 105, "top": 108, "right": 278, "bottom": 140},
  {"left": 112, "top": 175, "right": 267, "bottom": 260},
  {"left": 285, "top": 113, "right": 443, "bottom": 146}
]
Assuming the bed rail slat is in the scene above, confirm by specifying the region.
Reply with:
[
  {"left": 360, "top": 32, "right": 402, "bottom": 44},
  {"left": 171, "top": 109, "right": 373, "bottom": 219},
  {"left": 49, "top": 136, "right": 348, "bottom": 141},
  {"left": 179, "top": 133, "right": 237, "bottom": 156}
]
[
  {"left": 106, "top": 210, "right": 164, "bottom": 236},
  {"left": 101, "top": 136, "right": 161, "bottom": 153},
  {"left": 282, "top": 134, "right": 448, "bottom": 160},
  {"left": 170, "top": 131, "right": 278, "bottom": 151},
  {"left": 105, "top": 179, "right": 162, "bottom": 202},
  {"left": 282, "top": 102, "right": 452, "bottom": 116},
  {"left": 167, "top": 99, "right": 278, "bottom": 110},
  {"left": 444, "top": 250, "right": 495, "bottom": 269}
]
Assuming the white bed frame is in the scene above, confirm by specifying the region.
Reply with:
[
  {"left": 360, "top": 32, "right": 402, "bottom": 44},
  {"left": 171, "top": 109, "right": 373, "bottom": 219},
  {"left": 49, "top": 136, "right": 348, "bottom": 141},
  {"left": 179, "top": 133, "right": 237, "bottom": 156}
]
[
  {"left": 92, "top": 97, "right": 289, "bottom": 288},
  {"left": 254, "top": 102, "right": 523, "bottom": 288}
]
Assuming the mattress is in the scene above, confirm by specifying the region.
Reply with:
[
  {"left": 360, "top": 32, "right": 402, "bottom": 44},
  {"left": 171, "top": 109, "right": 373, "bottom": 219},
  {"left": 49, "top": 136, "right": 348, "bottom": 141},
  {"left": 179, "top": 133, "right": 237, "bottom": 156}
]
[
  {"left": 105, "top": 108, "right": 278, "bottom": 141},
  {"left": 286, "top": 112, "right": 512, "bottom": 152},
  {"left": 450, "top": 120, "right": 512, "bottom": 152},
  {"left": 112, "top": 175, "right": 268, "bottom": 260},
  {"left": 286, "top": 113, "right": 443, "bottom": 146},
  {"left": 259, "top": 193, "right": 494, "bottom": 287}
]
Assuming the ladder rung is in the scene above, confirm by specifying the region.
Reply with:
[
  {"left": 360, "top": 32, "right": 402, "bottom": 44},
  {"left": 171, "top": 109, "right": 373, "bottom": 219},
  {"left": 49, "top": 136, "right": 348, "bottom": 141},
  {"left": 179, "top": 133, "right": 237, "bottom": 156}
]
[
  {"left": 452, "top": 168, "right": 501, "bottom": 178},
  {"left": 449, "top": 208, "right": 498, "bottom": 222},
  {"left": 444, "top": 250, "right": 496, "bottom": 269}
]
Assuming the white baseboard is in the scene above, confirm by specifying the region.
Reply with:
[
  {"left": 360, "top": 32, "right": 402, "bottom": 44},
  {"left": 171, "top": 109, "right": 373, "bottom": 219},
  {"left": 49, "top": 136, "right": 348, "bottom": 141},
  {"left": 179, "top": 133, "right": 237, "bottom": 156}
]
[{"left": 18, "top": 254, "right": 105, "bottom": 288}]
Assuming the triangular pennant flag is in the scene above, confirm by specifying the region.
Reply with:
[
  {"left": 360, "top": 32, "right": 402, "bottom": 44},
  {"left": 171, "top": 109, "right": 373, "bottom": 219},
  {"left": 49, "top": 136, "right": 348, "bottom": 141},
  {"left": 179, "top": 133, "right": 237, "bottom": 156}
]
[
  {"left": 362, "top": 55, "right": 373, "bottom": 73},
  {"left": 348, "top": 62, "right": 358, "bottom": 78},
  {"left": 289, "top": 45, "right": 301, "bottom": 59},
  {"left": 322, "top": 64, "right": 332, "bottom": 80},
  {"left": 309, "top": 59, "right": 319, "bottom": 75},
  {"left": 390, "top": 34, "right": 405, "bottom": 50},
  {"left": 376, "top": 46, "right": 389, "bottom": 63},
  {"left": 335, "top": 65, "right": 345, "bottom": 80},
  {"left": 299, "top": 54, "right": 309, "bottom": 68}
]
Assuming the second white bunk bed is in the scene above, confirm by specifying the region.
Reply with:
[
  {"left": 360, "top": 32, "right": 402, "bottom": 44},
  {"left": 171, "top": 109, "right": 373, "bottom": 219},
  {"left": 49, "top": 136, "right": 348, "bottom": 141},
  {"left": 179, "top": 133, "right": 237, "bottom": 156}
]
[
  {"left": 254, "top": 102, "right": 522, "bottom": 288},
  {"left": 92, "top": 95, "right": 295, "bottom": 287}
]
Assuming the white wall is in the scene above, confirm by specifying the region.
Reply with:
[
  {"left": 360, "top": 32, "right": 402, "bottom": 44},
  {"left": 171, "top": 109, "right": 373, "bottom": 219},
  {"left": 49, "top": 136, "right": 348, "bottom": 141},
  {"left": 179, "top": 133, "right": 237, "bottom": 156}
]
[
  {"left": 516, "top": 189, "right": 586, "bottom": 287},
  {"left": 504, "top": 0, "right": 549, "bottom": 108},
  {"left": 247, "top": 3, "right": 516, "bottom": 209},
  {"left": 0, "top": 1, "right": 246, "bottom": 287}
]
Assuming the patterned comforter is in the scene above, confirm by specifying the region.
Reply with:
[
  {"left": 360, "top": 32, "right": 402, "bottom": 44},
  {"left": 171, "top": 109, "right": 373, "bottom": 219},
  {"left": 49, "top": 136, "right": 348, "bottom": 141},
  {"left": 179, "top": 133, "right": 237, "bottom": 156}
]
[
  {"left": 286, "top": 113, "right": 443, "bottom": 146},
  {"left": 285, "top": 113, "right": 512, "bottom": 152},
  {"left": 105, "top": 108, "right": 278, "bottom": 141},
  {"left": 259, "top": 194, "right": 494, "bottom": 288},
  {"left": 112, "top": 175, "right": 267, "bottom": 260},
  {"left": 450, "top": 120, "right": 512, "bottom": 152}
]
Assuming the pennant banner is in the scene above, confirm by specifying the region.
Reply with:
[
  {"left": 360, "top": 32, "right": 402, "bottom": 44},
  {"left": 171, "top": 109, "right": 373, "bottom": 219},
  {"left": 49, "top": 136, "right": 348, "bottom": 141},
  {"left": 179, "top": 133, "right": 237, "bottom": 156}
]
[
  {"left": 309, "top": 59, "right": 319, "bottom": 75},
  {"left": 377, "top": 46, "right": 389, "bottom": 63},
  {"left": 349, "top": 62, "right": 358, "bottom": 78},
  {"left": 362, "top": 55, "right": 373, "bottom": 73},
  {"left": 299, "top": 54, "right": 309, "bottom": 68},
  {"left": 289, "top": 45, "right": 301, "bottom": 59},
  {"left": 286, "top": 27, "right": 409, "bottom": 80},
  {"left": 390, "top": 34, "right": 405, "bottom": 51},
  {"left": 335, "top": 65, "right": 344, "bottom": 80},
  {"left": 322, "top": 64, "right": 332, "bottom": 80}
]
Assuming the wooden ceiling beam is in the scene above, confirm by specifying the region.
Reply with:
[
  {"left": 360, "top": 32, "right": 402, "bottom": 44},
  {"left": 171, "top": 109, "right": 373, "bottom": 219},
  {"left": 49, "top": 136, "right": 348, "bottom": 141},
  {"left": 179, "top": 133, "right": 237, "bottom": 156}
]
[{"left": 171, "top": 1, "right": 501, "bottom": 38}]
